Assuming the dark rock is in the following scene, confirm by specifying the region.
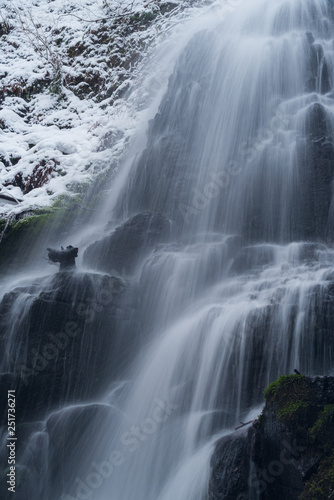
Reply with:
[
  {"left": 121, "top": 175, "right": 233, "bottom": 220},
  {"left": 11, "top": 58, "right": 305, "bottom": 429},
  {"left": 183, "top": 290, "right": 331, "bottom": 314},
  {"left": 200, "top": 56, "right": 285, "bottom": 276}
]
[
  {"left": 2, "top": 404, "right": 120, "bottom": 500},
  {"left": 83, "top": 211, "right": 171, "bottom": 274},
  {"left": 47, "top": 245, "right": 78, "bottom": 270},
  {"left": 295, "top": 103, "right": 334, "bottom": 242},
  {"left": 209, "top": 375, "right": 334, "bottom": 499},
  {"left": 45, "top": 403, "right": 120, "bottom": 499},
  {"left": 110, "top": 31, "right": 217, "bottom": 222},
  {"left": 230, "top": 245, "right": 275, "bottom": 274},
  {"left": 239, "top": 102, "right": 334, "bottom": 244},
  {"left": 0, "top": 271, "right": 126, "bottom": 420},
  {"left": 209, "top": 429, "right": 250, "bottom": 499},
  {"left": 306, "top": 43, "right": 331, "bottom": 94}
]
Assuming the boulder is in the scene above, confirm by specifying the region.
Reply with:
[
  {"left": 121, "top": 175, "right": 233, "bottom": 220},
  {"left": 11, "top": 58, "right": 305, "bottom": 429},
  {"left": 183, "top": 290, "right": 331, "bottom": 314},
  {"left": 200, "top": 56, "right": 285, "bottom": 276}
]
[
  {"left": 45, "top": 403, "right": 121, "bottom": 499},
  {"left": 209, "top": 375, "right": 334, "bottom": 499},
  {"left": 209, "top": 429, "right": 250, "bottom": 499},
  {"left": 83, "top": 211, "right": 171, "bottom": 274},
  {"left": 295, "top": 103, "right": 334, "bottom": 242},
  {"left": 0, "top": 271, "right": 126, "bottom": 420},
  {"left": 47, "top": 245, "right": 78, "bottom": 270}
]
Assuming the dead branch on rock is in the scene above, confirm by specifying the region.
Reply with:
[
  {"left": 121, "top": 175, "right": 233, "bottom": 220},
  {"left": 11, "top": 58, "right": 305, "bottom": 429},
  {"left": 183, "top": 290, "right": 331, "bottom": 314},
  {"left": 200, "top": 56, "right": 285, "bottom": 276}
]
[
  {"left": 0, "top": 213, "right": 15, "bottom": 244},
  {"left": 0, "top": 191, "right": 22, "bottom": 204},
  {"left": 235, "top": 420, "right": 256, "bottom": 431}
]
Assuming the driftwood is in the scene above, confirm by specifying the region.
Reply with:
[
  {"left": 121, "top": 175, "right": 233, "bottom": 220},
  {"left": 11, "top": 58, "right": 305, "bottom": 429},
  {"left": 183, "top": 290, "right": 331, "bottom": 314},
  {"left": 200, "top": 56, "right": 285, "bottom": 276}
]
[
  {"left": 235, "top": 420, "right": 255, "bottom": 431},
  {"left": 47, "top": 245, "right": 78, "bottom": 270}
]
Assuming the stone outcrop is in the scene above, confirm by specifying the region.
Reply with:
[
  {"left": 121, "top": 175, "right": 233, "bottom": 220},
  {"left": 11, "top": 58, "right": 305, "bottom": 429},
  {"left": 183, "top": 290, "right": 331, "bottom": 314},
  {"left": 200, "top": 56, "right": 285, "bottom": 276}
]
[
  {"left": 0, "top": 269, "right": 133, "bottom": 500},
  {"left": 209, "top": 375, "right": 334, "bottom": 499},
  {"left": 47, "top": 245, "right": 78, "bottom": 270},
  {"left": 0, "top": 271, "right": 126, "bottom": 421},
  {"left": 83, "top": 211, "right": 170, "bottom": 274}
]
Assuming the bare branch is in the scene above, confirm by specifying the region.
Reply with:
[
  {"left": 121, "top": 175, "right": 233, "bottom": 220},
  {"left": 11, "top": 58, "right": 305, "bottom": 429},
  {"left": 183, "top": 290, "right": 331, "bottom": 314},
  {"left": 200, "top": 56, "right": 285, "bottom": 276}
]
[
  {"left": 235, "top": 420, "right": 255, "bottom": 431},
  {"left": 0, "top": 213, "right": 15, "bottom": 245}
]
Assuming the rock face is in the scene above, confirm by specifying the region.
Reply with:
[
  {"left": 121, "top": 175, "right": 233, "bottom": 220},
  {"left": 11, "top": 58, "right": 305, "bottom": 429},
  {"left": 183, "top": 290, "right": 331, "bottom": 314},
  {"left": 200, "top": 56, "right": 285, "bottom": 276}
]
[
  {"left": 0, "top": 269, "right": 143, "bottom": 500},
  {"left": 0, "top": 271, "right": 126, "bottom": 421},
  {"left": 83, "top": 211, "right": 171, "bottom": 274},
  {"left": 110, "top": 31, "right": 218, "bottom": 223},
  {"left": 209, "top": 375, "right": 334, "bottom": 500},
  {"left": 45, "top": 403, "right": 121, "bottom": 500},
  {"left": 296, "top": 103, "right": 334, "bottom": 242},
  {"left": 209, "top": 429, "right": 250, "bottom": 499}
]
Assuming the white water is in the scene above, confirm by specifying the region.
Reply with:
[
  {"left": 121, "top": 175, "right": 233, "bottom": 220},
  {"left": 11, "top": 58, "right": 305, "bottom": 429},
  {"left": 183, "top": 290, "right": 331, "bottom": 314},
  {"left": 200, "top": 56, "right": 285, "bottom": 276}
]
[
  {"left": 2, "top": 0, "right": 334, "bottom": 499},
  {"left": 74, "top": 0, "right": 334, "bottom": 498}
]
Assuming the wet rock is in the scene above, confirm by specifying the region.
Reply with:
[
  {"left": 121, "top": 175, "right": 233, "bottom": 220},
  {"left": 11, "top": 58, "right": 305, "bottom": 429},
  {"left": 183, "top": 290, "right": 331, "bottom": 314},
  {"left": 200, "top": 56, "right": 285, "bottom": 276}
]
[
  {"left": 111, "top": 31, "right": 217, "bottom": 221},
  {"left": 0, "top": 271, "right": 126, "bottom": 420},
  {"left": 46, "top": 403, "right": 121, "bottom": 499},
  {"left": 306, "top": 43, "right": 331, "bottom": 94},
  {"left": 209, "top": 375, "right": 334, "bottom": 499},
  {"left": 295, "top": 103, "right": 334, "bottom": 242},
  {"left": 83, "top": 211, "right": 171, "bottom": 274},
  {"left": 209, "top": 429, "right": 250, "bottom": 499},
  {"left": 240, "top": 101, "right": 334, "bottom": 244},
  {"left": 47, "top": 245, "right": 78, "bottom": 270},
  {"left": 230, "top": 245, "right": 275, "bottom": 274}
]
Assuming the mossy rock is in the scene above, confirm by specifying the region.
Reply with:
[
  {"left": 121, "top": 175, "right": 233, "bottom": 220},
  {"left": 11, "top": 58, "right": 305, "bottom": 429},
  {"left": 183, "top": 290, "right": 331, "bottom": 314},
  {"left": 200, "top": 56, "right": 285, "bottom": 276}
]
[
  {"left": 299, "top": 454, "right": 334, "bottom": 500},
  {"left": 310, "top": 404, "right": 334, "bottom": 450},
  {"left": 278, "top": 399, "right": 311, "bottom": 424},
  {"left": 0, "top": 197, "right": 82, "bottom": 273},
  {"left": 210, "top": 375, "right": 334, "bottom": 500},
  {"left": 265, "top": 374, "right": 309, "bottom": 401},
  {"left": 264, "top": 375, "right": 315, "bottom": 429},
  {"left": 261, "top": 375, "right": 334, "bottom": 498}
]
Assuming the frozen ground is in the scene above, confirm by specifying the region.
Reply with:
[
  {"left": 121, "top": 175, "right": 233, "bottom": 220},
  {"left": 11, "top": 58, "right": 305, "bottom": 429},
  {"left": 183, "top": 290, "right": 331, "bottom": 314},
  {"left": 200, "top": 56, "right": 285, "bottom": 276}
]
[{"left": 0, "top": 0, "right": 227, "bottom": 218}]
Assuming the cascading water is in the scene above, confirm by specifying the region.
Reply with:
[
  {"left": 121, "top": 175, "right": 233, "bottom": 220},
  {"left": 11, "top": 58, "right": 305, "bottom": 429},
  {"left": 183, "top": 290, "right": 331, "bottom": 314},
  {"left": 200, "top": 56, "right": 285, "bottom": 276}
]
[
  {"left": 2, "top": 0, "right": 334, "bottom": 499},
  {"left": 80, "top": 0, "right": 334, "bottom": 498}
]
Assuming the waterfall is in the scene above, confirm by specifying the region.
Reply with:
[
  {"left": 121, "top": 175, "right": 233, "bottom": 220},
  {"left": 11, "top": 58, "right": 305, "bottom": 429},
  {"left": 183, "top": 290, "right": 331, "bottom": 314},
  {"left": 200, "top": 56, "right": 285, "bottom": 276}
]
[{"left": 1, "top": 0, "right": 334, "bottom": 499}]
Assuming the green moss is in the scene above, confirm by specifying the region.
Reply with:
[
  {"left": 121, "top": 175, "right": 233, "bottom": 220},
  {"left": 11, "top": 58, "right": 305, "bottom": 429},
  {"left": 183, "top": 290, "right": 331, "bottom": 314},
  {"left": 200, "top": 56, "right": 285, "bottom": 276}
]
[
  {"left": 265, "top": 374, "right": 308, "bottom": 401},
  {"left": 264, "top": 375, "right": 313, "bottom": 429},
  {"left": 310, "top": 404, "right": 334, "bottom": 449},
  {"left": 257, "top": 407, "right": 264, "bottom": 424},
  {"left": 261, "top": 375, "right": 334, "bottom": 499},
  {"left": 299, "top": 454, "right": 334, "bottom": 500},
  {"left": 0, "top": 219, "right": 6, "bottom": 234},
  {"left": 278, "top": 400, "right": 310, "bottom": 423},
  {"left": 0, "top": 195, "right": 83, "bottom": 272}
]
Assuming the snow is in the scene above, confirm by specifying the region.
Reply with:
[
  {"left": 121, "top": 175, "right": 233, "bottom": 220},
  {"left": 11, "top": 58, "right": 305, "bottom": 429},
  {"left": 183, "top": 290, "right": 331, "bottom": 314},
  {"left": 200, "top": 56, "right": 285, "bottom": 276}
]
[{"left": 0, "top": 0, "right": 226, "bottom": 217}]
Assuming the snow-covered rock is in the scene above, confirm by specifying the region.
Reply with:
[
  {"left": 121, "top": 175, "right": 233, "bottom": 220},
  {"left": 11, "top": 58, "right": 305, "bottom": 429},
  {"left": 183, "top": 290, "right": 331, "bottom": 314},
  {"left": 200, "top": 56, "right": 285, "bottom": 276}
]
[{"left": 0, "top": 0, "right": 220, "bottom": 217}]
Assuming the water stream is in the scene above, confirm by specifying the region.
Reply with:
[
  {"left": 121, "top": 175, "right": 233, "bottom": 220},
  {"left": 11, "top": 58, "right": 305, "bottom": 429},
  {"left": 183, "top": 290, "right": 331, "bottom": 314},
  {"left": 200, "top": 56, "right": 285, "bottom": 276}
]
[{"left": 2, "top": 0, "right": 334, "bottom": 499}]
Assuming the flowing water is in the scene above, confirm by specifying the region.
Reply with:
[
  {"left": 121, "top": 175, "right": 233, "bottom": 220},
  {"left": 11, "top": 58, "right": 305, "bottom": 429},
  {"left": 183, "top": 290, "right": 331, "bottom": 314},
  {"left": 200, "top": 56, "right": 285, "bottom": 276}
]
[{"left": 2, "top": 0, "right": 334, "bottom": 499}]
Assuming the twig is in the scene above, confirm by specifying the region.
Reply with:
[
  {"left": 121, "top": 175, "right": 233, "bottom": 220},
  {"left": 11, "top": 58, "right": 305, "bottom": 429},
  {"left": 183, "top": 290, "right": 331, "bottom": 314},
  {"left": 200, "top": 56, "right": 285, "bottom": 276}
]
[
  {"left": 235, "top": 420, "right": 255, "bottom": 431},
  {"left": 0, "top": 213, "right": 15, "bottom": 244},
  {"left": 0, "top": 191, "right": 23, "bottom": 204},
  {"left": 59, "top": 0, "right": 189, "bottom": 25}
]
